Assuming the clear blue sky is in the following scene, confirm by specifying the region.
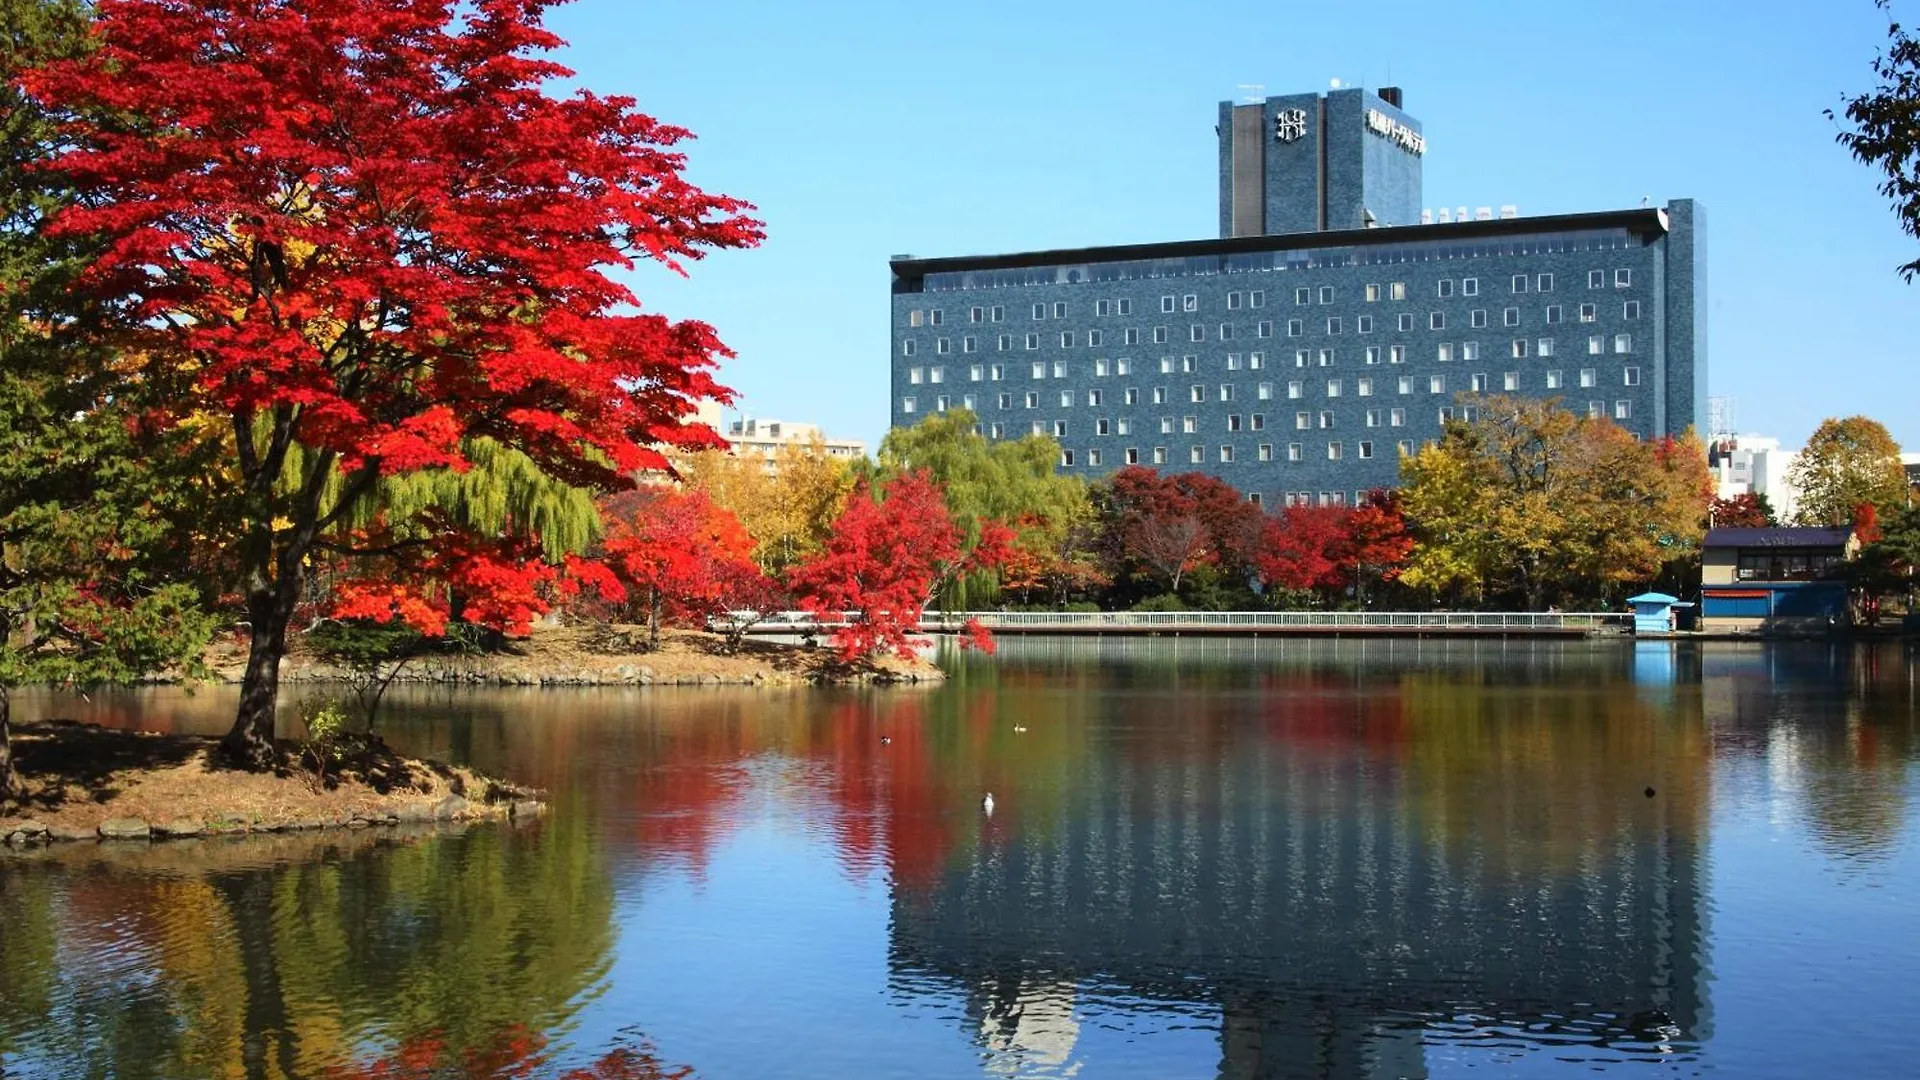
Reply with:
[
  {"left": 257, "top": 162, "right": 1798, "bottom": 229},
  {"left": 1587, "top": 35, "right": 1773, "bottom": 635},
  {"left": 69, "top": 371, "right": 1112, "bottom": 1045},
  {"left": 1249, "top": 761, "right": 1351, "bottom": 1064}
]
[{"left": 547, "top": 0, "right": 1919, "bottom": 453}]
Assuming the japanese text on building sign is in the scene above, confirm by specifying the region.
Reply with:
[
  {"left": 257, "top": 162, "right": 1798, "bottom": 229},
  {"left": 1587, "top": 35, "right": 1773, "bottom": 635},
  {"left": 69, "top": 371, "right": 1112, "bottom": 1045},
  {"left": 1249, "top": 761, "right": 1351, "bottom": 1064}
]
[{"left": 1366, "top": 108, "right": 1425, "bottom": 156}]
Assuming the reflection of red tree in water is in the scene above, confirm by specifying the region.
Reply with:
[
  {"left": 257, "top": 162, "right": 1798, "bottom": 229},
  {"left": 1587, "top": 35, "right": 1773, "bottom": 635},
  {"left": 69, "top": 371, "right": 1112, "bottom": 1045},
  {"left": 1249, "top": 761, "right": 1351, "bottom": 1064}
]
[{"left": 328, "top": 1026, "right": 692, "bottom": 1079}]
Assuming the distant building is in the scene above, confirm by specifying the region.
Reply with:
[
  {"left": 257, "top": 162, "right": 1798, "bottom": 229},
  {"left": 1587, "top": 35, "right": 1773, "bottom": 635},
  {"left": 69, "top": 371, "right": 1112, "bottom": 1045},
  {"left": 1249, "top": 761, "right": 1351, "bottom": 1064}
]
[
  {"left": 1904, "top": 452, "right": 1920, "bottom": 505},
  {"left": 1708, "top": 434, "right": 1800, "bottom": 524},
  {"left": 890, "top": 84, "right": 1706, "bottom": 507},
  {"left": 1700, "top": 526, "right": 1858, "bottom": 633},
  {"left": 724, "top": 416, "right": 865, "bottom": 473}
]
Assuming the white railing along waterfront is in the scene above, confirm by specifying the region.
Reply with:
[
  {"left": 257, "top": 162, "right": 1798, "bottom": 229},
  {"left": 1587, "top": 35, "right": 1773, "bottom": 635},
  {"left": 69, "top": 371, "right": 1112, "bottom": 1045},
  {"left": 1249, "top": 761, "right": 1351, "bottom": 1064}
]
[{"left": 722, "top": 610, "right": 1633, "bottom": 633}]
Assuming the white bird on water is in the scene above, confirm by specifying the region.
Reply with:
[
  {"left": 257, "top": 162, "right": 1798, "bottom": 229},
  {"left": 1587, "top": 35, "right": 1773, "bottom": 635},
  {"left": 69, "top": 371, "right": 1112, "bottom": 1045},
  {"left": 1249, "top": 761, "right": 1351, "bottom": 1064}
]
[{"left": 982, "top": 792, "right": 995, "bottom": 816}]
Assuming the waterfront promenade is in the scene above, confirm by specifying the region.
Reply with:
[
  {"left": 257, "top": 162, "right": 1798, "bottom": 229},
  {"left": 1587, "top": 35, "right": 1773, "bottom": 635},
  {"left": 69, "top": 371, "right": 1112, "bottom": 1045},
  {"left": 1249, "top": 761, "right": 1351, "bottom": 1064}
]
[{"left": 741, "top": 610, "right": 1632, "bottom": 639}]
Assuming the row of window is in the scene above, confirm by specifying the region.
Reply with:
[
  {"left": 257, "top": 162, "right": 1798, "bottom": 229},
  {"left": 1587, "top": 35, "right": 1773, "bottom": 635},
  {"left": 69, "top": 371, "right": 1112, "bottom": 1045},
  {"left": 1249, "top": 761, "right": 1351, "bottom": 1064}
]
[
  {"left": 908, "top": 361, "right": 1646, "bottom": 396},
  {"left": 1056, "top": 442, "right": 1394, "bottom": 468},
  {"left": 903, "top": 269, "right": 1640, "bottom": 326},
  {"left": 899, "top": 302, "right": 1643, "bottom": 355},
  {"left": 904, "top": 394, "right": 1640, "bottom": 426}
]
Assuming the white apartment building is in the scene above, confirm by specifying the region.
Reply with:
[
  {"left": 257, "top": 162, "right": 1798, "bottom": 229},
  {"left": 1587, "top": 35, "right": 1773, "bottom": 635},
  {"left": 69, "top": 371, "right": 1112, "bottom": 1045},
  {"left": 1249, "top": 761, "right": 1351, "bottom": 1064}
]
[{"left": 1709, "top": 434, "right": 1801, "bottom": 525}]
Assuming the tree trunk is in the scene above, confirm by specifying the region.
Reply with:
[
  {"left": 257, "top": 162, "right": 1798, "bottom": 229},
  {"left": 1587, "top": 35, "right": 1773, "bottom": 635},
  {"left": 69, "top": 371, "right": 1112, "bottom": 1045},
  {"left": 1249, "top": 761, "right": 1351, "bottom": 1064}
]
[
  {"left": 647, "top": 589, "right": 662, "bottom": 651},
  {"left": 0, "top": 686, "right": 17, "bottom": 804},
  {"left": 223, "top": 585, "right": 296, "bottom": 770}
]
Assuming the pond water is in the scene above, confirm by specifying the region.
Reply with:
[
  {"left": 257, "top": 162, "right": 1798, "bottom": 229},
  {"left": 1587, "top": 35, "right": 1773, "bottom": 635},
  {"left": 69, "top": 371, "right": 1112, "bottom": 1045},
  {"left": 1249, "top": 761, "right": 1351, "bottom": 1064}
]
[{"left": 2, "top": 638, "right": 1918, "bottom": 1079}]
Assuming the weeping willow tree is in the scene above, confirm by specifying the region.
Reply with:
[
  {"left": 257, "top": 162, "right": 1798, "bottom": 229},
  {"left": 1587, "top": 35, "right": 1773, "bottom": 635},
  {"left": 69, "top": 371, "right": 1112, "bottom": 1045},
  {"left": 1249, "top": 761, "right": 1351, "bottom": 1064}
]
[{"left": 865, "top": 409, "right": 1089, "bottom": 610}]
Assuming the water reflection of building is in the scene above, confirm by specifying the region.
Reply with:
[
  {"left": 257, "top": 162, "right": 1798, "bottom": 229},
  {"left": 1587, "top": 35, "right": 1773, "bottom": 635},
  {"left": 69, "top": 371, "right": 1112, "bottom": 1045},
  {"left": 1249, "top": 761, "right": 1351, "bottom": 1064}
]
[{"left": 889, "top": 722, "right": 1709, "bottom": 1079}]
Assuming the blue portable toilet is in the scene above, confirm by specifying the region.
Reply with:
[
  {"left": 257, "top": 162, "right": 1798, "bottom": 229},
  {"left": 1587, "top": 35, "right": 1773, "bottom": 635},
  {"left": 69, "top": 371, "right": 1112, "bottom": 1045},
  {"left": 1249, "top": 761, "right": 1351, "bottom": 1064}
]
[{"left": 1627, "top": 592, "right": 1681, "bottom": 635}]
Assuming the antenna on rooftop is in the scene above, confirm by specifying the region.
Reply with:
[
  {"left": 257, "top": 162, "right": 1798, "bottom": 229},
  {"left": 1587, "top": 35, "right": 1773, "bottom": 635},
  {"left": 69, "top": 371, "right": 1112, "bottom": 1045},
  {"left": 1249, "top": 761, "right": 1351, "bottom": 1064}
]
[
  {"left": 1236, "top": 83, "right": 1266, "bottom": 104},
  {"left": 1708, "top": 396, "right": 1738, "bottom": 441}
]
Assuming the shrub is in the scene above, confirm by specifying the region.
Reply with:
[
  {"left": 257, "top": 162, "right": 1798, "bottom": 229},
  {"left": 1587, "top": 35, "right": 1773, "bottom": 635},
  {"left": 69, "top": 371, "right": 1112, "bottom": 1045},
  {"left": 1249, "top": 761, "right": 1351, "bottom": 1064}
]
[{"left": 1132, "top": 594, "right": 1187, "bottom": 613}]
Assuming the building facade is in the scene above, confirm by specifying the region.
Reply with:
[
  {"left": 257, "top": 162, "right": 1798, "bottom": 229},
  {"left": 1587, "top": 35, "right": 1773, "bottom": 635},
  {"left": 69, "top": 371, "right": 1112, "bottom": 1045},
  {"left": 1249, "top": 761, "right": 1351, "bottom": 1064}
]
[
  {"left": 1709, "top": 434, "right": 1802, "bottom": 524},
  {"left": 725, "top": 416, "right": 866, "bottom": 473},
  {"left": 889, "top": 86, "right": 1707, "bottom": 506}
]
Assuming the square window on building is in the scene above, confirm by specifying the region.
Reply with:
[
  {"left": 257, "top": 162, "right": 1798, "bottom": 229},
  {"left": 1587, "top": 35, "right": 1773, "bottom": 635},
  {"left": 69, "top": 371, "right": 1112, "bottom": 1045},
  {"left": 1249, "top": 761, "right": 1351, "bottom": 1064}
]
[
  {"left": 1623, "top": 366, "right": 1641, "bottom": 386},
  {"left": 1052, "top": 301, "right": 1066, "bottom": 318},
  {"left": 1161, "top": 296, "right": 1176, "bottom": 313},
  {"left": 1437, "top": 343, "right": 1453, "bottom": 363},
  {"left": 1397, "top": 376, "right": 1413, "bottom": 394},
  {"left": 1438, "top": 406, "right": 1453, "bottom": 423},
  {"left": 1462, "top": 342, "right": 1480, "bottom": 364},
  {"left": 1053, "top": 361, "right": 1067, "bottom": 378},
  {"left": 1366, "top": 283, "right": 1382, "bottom": 302},
  {"left": 970, "top": 364, "right": 984, "bottom": 381},
  {"left": 1537, "top": 273, "right": 1554, "bottom": 292},
  {"left": 1363, "top": 345, "right": 1381, "bottom": 365},
  {"left": 1124, "top": 328, "right": 1141, "bottom": 345},
  {"left": 1287, "top": 380, "right": 1304, "bottom": 399},
  {"left": 1025, "top": 391, "right": 1039, "bottom": 407},
  {"left": 998, "top": 392, "right": 1012, "bottom": 409},
  {"left": 909, "top": 366, "right": 925, "bottom": 385},
  {"left": 1357, "top": 377, "right": 1373, "bottom": 396},
  {"left": 1160, "top": 416, "right": 1174, "bottom": 434},
  {"left": 1614, "top": 333, "right": 1631, "bottom": 354},
  {"left": 1088, "top": 448, "right": 1103, "bottom": 466},
  {"left": 1462, "top": 277, "right": 1479, "bottom": 297},
  {"left": 1025, "top": 333, "right": 1039, "bottom": 350},
  {"left": 1228, "top": 414, "right": 1242, "bottom": 432},
  {"left": 1545, "top": 370, "right": 1562, "bottom": 389},
  {"left": 1437, "top": 279, "right": 1455, "bottom": 299},
  {"left": 1430, "top": 375, "right": 1446, "bottom": 394},
  {"left": 1614, "top": 400, "right": 1632, "bottom": 420},
  {"left": 962, "top": 394, "right": 975, "bottom": 410},
  {"left": 1088, "top": 329, "right": 1104, "bottom": 347},
  {"left": 1391, "top": 408, "right": 1406, "bottom": 427},
  {"left": 1032, "top": 303, "right": 1046, "bottom": 321},
  {"left": 1153, "top": 326, "right": 1170, "bottom": 344},
  {"left": 1220, "top": 384, "right": 1235, "bottom": 402},
  {"left": 1398, "top": 313, "right": 1415, "bottom": 332},
  {"left": 1319, "top": 286, "right": 1335, "bottom": 304},
  {"left": 1470, "top": 373, "right": 1488, "bottom": 392},
  {"left": 902, "top": 396, "right": 916, "bottom": 413},
  {"left": 1153, "top": 386, "right": 1169, "bottom": 404},
  {"left": 935, "top": 395, "right": 950, "bottom": 412},
  {"left": 1357, "top": 315, "right": 1373, "bottom": 334},
  {"left": 1053, "top": 420, "right": 1068, "bottom": 438},
  {"left": 1116, "top": 358, "right": 1132, "bottom": 376},
  {"left": 1430, "top": 312, "right": 1446, "bottom": 330},
  {"left": 1511, "top": 274, "right": 1528, "bottom": 294},
  {"left": 1614, "top": 269, "right": 1631, "bottom": 288},
  {"left": 1471, "top": 309, "right": 1488, "bottom": 329},
  {"left": 1359, "top": 441, "right": 1374, "bottom": 459},
  {"left": 1546, "top": 305, "right": 1563, "bottom": 325},
  {"left": 1031, "top": 421, "right": 1045, "bottom": 436},
  {"left": 1119, "top": 299, "right": 1133, "bottom": 316},
  {"left": 1182, "top": 415, "right": 1198, "bottom": 433},
  {"left": 1318, "top": 349, "right": 1334, "bottom": 367},
  {"left": 1391, "top": 282, "right": 1407, "bottom": 301},
  {"left": 1325, "top": 317, "right": 1342, "bottom": 335},
  {"left": 1220, "top": 445, "right": 1235, "bottom": 463},
  {"left": 1295, "top": 410, "right": 1311, "bottom": 430},
  {"left": 1588, "top": 270, "right": 1605, "bottom": 289},
  {"left": 909, "top": 310, "right": 925, "bottom": 328},
  {"left": 1159, "top": 357, "right": 1175, "bottom": 374},
  {"left": 1259, "top": 443, "right": 1274, "bottom": 461},
  {"left": 1125, "top": 447, "right": 1139, "bottom": 464},
  {"left": 1503, "top": 371, "right": 1519, "bottom": 391},
  {"left": 1059, "top": 391, "right": 1073, "bottom": 407},
  {"left": 903, "top": 339, "right": 917, "bottom": 357},
  {"left": 929, "top": 310, "right": 944, "bottom": 326},
  {"left": 1328, "top": 441, "right": 1343, "bottom": 460},
  {"left": 1399, "top": 440, "right": 1416, "bottom": 457},
  {"left": 991, "top": 364, "right": 1005, "bottom": 380},
  {"left": 1326, "top": 379, "right": 1342, "bottom": 397},
  {"left": 991, "top": 305, "right": 1005, "bottom": 322},
  {"left": 1060, "top": 331, "right": 1076, "bottom": 348},
  {"left": 1094, "top": 358, "right": 1110, "bottom": 377},
  {"left": 1389, "top": 345, "right": 1406, "bottom": 365},
  {"left": 1189, "top": 445, "right": 1204, "bottom": 463},
  {"left": 962, "top": 336, "right": 978, "bottom": 354},
  {"left": 1296, "top": 287, "right": 1312, "bottom": 305},
  {"left": 929, "top": 366, "right": 945, "bottom": 383},
  {"left": 1289, "top": 443, "right": 1304, "bottom": 461},
  {"left": 1190, "top": 325, "right": 1205, "bottom": 342},
  {"left": 1088, "top": 389, "right": 1104, "bottom": 406},
  {"left": 1503, "top": 307, "right": 1520, "bottom": 327},
  {"left": 1588, "top": 335, "right": 1604, "bottom": 355},
  {"left": 969, "top": 306, "right": 983, "bottom": 323},
  {"left": 1365, "top": 408, "right": 1381, "bottom": 427},
  {"left": 1257, "top": 381, "right": 1274, "bottom": 400},
  {"left": 1251, "top": 413, "right": 1265, "bottom": 430},
  {"left": 1261, "top": 320, "right": 1277, "bottom": 338},
  {"left": 1117, "top": 418, "right": 1132, "bottom": 435},
  {"left": 1250, "top": 290, "right": 1265, "bottom": 308},
  {"left": 990, "top": 423, "right": 1004, "bottom": 438},
  {"left": 1249, "top": 351, "right": 1265, "bottom": 369},
  {"left": 1511, "top": 339, "right": 1529, "bottom": 359},
  {"left": 1319, "top": 410, "right": 1335, "bottom": 429},
  {"left": 1153, "top": 446, "right": 1168, "bottom": 464},
  {"left": 1227, "top": 291, "right": 1242, "bottom": 310},
  {"left": 1187, "top": 385, "right": 1202, "bottom": 403},
  {"left": 1125, "top": 387, "right": 1140, "bottom": 405},
  {"left": 1579, "top": 368, "right": 1597, "bottom": 388},
  {"left": 1182, "top": 294, "right": 1198, "bottom": 312},
  {"left": 1031, "top": 362, "right": 1046, "bottom": 379},
  {"left": 1061, "top": 449, "right": 1075, "bottom": 467},
  {"left": 1538, "top": 338, "right": 1555, "bottom": 357},
  {"left": 1588, "top": 401, "right": 1604, "bottom": 418},
  {"left": 1623, "top": 300, "right": 1640, "bottom": 320},
  {"left": 1220, "top": 324, "right": 1234, "bottom": 341},
  {"left": 997, "top": 334, "right": 1011, "bottom": 351}
]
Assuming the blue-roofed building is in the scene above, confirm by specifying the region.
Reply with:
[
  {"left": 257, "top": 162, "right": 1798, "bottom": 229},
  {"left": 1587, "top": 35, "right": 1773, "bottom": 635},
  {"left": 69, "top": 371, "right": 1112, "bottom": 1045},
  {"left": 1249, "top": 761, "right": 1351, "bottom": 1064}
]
[{"left": 889, "top": 87, "right": 1707, "bottom": 509}]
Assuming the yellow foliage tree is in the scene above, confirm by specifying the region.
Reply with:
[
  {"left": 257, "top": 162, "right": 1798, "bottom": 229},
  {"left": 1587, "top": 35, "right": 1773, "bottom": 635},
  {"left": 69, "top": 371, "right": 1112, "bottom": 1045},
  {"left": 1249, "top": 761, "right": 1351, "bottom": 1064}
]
[{"left": 678, "top": 435, "right": 853, "bottom": 575}]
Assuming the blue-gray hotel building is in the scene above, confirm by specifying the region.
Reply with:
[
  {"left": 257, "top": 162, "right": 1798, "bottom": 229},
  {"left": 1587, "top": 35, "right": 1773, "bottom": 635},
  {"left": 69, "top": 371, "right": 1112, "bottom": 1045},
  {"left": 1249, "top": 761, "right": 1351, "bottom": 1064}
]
[{"left": 888, "top": 86, "right": 1706, "bottom": 507}]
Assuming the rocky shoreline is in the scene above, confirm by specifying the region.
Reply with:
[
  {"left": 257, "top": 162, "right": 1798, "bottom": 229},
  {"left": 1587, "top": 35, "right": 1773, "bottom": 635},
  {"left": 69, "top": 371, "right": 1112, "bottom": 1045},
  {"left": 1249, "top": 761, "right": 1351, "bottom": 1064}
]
[{"left": 0, "top": 722, "right": 547, "bottom": 853}]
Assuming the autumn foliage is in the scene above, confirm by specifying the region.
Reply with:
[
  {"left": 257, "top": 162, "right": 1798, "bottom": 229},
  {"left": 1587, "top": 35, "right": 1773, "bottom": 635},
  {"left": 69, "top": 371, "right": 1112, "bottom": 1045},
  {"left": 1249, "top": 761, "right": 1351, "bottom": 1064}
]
[
  {"left": 788, "top": 471, "right": 1012, "bottom": 662},
  {"left": 599, "top": 488, "right": 771, "bottom": 649},
  {"left": 20, "top": 0, "right": 762, "bottom": 764}
]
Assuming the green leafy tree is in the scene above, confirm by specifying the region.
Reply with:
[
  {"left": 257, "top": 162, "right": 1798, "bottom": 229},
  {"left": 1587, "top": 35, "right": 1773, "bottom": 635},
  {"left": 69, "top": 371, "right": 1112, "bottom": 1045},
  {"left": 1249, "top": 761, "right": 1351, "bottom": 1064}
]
[
  {"left": 1834, "top": 0, "right": 1920, "bottom": 281},
  {"left": 868, "top": 409, "right": 1088, "bottom": 607},
  {"left": 1786, "top": 416, "right": 1907, "bottom": 526},
  {"left": 1857, "top": 504, "right": 1920, "bottom": 610},
  {"left": 1, "top": 0, "right": 215, "bottom": 800}
]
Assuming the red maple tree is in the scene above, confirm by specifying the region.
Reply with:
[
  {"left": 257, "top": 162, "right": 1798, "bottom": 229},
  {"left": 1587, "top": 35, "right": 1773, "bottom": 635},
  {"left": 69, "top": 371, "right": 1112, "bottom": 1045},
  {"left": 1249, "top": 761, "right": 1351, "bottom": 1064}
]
[
  {"left": 1709, "top": 493, "right": 1773, "bottom": 528},
  {"left": 600, "top": 488, "right": 766, "bottom": 650},
  {"left": 25, "top": 0, "right": 761, "bottom": 765},
  {"left": 788, "top": 471, "right": 1011, "bottom": 662},
  {"left": 1100, "top": 466, "right": 1265, "bottom": 593},
  {"left": 1257, "top": 489, "right": 1412, "bottom": 604}
]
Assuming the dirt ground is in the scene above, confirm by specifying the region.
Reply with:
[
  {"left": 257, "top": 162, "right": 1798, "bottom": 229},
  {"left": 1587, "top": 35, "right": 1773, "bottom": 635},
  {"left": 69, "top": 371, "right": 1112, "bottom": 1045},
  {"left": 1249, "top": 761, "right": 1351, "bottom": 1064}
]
[
  {"left": 205, "top": 624, "right": 945, "bottom": 687},
  {"left": 1, "top": 721, "right": 533, "bottom": 841}
]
